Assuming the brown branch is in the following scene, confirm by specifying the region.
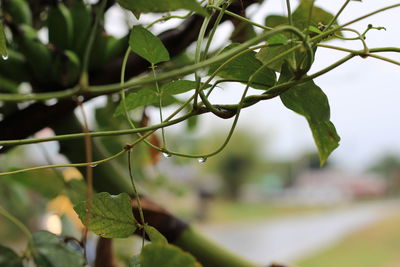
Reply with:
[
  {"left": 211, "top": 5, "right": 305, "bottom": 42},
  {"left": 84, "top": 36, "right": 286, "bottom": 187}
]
[{"left": 95, "top": 238, "right": 118, "bottom": 267}]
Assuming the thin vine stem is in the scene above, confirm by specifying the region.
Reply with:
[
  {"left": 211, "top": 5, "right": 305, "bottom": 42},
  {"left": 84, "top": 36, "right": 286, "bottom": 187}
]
[
  {"left": 207, "top": 5, "right": 273, "bottom": 30},
  {"left": 0, "top": 150, "right": 126, "bottom": 176},
  {"left": 151, "top": 63, "right": 167, "bottom": 147},
  {"left": 306, "top": 0, "right": 316, "bottom": 36},
  {"left": 146, "top": 12, "right": 193, "bottom": 29},
  {"left": 338, "top": 28, "right": 369, "bottom": 53},
  {"left": 127, "top": 151, "right": 146, "bottom": 248},
  {"left": 193, "top": 9, "right": 213, "bottom": 107},
  {"left": 203, "top": 1, "right": 227, "bottom": 61},
  {"left": 317, "top": 44, "right": 400, "bottom": 66},
  {"left": 326, "top": 0, "right": 351, "bottom": 30},
  {"left": 119, "top": 48, "right": 165, "bottom": 153},
  {"left": 285, "top": 0, "right": 293, "bottom": 26},
  {"left": 0, "top": 113, "right": 194, "bottom": 147}
]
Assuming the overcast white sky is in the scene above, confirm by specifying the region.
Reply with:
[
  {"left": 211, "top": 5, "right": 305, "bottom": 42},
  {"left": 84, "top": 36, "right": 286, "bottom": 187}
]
[{"left": 105, "top": 1, "right": 400, "bottom": 171}]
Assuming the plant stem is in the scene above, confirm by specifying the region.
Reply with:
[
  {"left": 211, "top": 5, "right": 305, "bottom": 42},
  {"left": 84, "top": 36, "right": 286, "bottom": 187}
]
[
  {"left": 120, "top": 48, "right": 165, "bottom": 153},
  {"left": 193, "top": 11, "right": 212, "bottom": 107},
  {"left": 286, "top": 0, "right": 293, "bottom": 26},
  {"left": 208, "top": 5, "right": 273, "bottom": 30},
  {"left": 0, "top": 150, "right": 126, "bottom": 176},
  {"left": 175, "top": 226, "right": 258, "bottom": 267},
  {"left": 146, "top": 12, "right": 193, "bottom": 29},
  {"left": 151, "top": 63, "right": 166, "bottom": 147},
  {"left": 127, "top": 151, "right": 146, "bottom": 248},
  {"left": 326, "top": 0, "right": 351, "bottom": 30}
]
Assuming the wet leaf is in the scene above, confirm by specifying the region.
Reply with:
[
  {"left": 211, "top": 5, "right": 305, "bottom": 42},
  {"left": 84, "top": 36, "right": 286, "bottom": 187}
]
[
  {"left": 31, "top": 231, "right": 85, "bottom": 267},
  {"left": 74, "top": 192, "right": 137, "bottom": 238},
  {"left": 279, "top": 63, "right": 340, "bottom": 165},
  {"left": 209, "top": 43, "right": 276, "bottom": 89},
  {"left": 129, "top": 26, "right": 169, "bottom": 64}
]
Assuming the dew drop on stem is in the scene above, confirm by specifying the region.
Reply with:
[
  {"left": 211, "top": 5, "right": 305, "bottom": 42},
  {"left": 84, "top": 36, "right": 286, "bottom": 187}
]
[
  {"left": 0, "top": 146, "right": 3, "bottom": 150},
  {"left": 89, "top": 164, "right": 98, "bottom": 167},
  {"left": 163, "top": 152, "right": 172, "bottom": 158},
  {"left": 198, "top": 157, "right": 207, "bottom": 163},
  {"left": 2, "top": 54, "right": 8, "bottom": 60}
]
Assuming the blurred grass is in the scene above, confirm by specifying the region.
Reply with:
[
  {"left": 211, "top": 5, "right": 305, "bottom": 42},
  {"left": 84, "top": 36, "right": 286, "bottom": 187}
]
[
  {"left": 205, "top": 200, "right": 328, "bottom": 222},
  {"left": 297, "top": 214, "right": 400, "bottom": 267}
]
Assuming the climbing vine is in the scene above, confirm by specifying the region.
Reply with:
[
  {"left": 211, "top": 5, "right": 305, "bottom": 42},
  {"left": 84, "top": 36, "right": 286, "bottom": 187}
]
[{"left": 0, "top": 0, "right": 399, "bottom": 266}]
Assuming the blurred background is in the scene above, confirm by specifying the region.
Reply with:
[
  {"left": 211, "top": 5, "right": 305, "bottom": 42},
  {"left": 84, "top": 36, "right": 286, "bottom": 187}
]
[{"left": 1, "top": 0, "right": 400, "bottom": 266}]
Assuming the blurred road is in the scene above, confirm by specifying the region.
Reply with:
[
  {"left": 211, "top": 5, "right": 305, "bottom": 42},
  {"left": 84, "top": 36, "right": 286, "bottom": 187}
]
[{"left": 199, "top": 200, "right": 400, "bottom": 266}]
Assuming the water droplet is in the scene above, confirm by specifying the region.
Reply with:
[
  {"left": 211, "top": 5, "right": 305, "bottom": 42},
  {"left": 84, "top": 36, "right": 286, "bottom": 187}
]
[
  {"left": 198, "top": 157, "right": 207, "bottom": 163},
  {"left": 163, "top": 152, "right": 172, "bottom": 158},
  {"left": 89, "top": 164, "right": 98, "bottom": 167},
  {"left": 0, "top": 146, "right": 3, "bottom": 150},
  {"left": 2, "top": 54, "right": 8, "bottom": 60},
  {"left": 45, "top": 98, "right": 58, "bottom": 106}
]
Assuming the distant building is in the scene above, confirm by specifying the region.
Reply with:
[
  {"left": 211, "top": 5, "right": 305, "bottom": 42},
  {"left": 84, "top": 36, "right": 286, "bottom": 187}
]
[{"left": 283, "top": 169, "right": 387, "bottom": 205}]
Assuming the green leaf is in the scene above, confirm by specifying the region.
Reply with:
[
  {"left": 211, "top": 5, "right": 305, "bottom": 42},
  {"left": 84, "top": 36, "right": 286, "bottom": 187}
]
[
  {"left": 292, "top": 0, "right": 336, "bottom": 31},
  {"left": 256, "top": 34, "right": 292, "bottom": 72},
  {"left": 0, "top": 245, "right": 23, "bottom": 267},
  {"left": 162, "top": 80, "right": 210, "bottom": 95},
  {"left": 138, "top": 243, "right": 202, "bottom": 267},
  {"left": 129, "top": 26, "right": 170, "bottom": 65},
  {"left": 31, "top": 231, "right": 85, "bottom": 267},
  {"left": 264, "top": 1, "right": 336, "bottom": 32},
  {"left": 279, "top": 63, "right": 340, "bottom": 165},
  {"left": 309, "top": 120, "right": 340, "bottom": 165},
  {"left": 280, "top": 82, "right": 330, "bottom": 122},
  {"left": 74, "top": 192, "right": 137, "bottom": 238},
  {"left": 144, "top": 225, "right": 168, "bottom": 244},
  {"left": 117, "top": 0, "right": 206, "bottom": 16},
  {"left": 0, "top": 22, "right": 8, "bottom": 60},
  {"left": 208, "top": 43, "right": 276, "bottom": 90},
  {"left": 265, "top": 15, "right": 287, "bottom": 28},
  {"left": 114, "top": 88, "right": 159, "bottom": 117}
]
